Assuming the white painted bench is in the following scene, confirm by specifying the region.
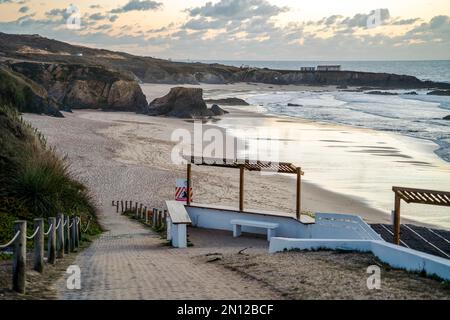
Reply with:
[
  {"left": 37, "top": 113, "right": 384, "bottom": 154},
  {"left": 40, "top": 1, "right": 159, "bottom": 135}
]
[
  {"left": 165, "top": 201, "right": 192, "bottom": 248},
  {"left": 231, "top": 219, "right": 279, "bottom": 241}
]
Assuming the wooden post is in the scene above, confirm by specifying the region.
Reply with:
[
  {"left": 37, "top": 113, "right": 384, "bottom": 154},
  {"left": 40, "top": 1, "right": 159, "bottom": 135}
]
[
  {"left": 239, "top": 165, "right": 244, "bottom": 212},
  {"left": 121, "top": 200, "right": 124, "bottom": 213},
  {"left": 13, "top": 221, "right": 26, "bottom": 293},
  {"left": 187, "top": 163, "right": 192, "bottom": 205},
  {"left": 163, "top": 210, "right": 168, "bottom": 229},
  {"left": 135, "top": 202, "right": 138, "bottom": 217},
  {"left": 56, "top": 213, "right": 64, "bottom": 259},
  {"left": 144, "top": 207, "right": 147, "bottom": 221},
  {"left": 70, "top": 217, "right": 76, "bottom": 252},
  {"left": 65, "top": 216, "right": 71, "bottom": 254},
  {"left": 33, "top": 218, "right": 44, "bottom": 273},
  {"left": 74, "top": 217, "right": 80, "bottom": 248},
  {"left": 393, "top": 193, "right": 401, "bottom": 245},
  {"left": 139, "top": 204, "right": 143, "bottom": 219},
  {"left": 77, "top": 216, "right": 82, "bottom": 242},
  {"left": 152, "top": 208, "right": 157, "bottom": 226},
  {"left": 296, "top": 167, "right": 302, "bottom": 220},
  {"left": 47, "top": 217, "right": 56, "bottom": 264},
  {"left": 112, "top": 200, "right": 115, "bottom": 206},
  {"left": 116, "top": 201, "right": 119, "bottom": 213}
]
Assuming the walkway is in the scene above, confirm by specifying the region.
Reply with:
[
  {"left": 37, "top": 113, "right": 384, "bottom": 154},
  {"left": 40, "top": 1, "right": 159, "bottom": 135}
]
[{"left": 57, "top": 208, "right": 280, "bottom": 300}]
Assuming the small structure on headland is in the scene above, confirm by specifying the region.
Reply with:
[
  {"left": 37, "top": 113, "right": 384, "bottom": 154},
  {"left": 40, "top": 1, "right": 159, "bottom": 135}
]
[
  {"left": 300, "top": 66, "right": 316, "bottom": 72},
  {"left": 317, "top": 65, "right": 341, "bottom": 71}
]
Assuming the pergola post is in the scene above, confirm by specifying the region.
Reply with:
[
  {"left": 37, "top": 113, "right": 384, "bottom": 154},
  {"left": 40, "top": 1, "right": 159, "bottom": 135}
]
[
  {"left": 239, "top": 165, "right": 244, "bottom": 212},
  {"left": 186, "top": 163, "right": 192, "bottom": 206},
  {"left": 393, "top": 193, "right": 401, "bottom": 245},
  {"left": 296, "top": 167, "right": 302, "bottom": 220}
]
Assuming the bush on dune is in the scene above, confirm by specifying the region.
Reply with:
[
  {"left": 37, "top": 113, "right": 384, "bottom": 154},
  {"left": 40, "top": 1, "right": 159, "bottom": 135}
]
[{"left": 0, "top": 104, "right": 101, "bottom": 245}]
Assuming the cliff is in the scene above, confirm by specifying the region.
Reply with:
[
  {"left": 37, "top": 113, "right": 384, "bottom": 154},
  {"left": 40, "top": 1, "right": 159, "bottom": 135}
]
[
  {"left": 1, "top": 32, "right": 449, "bottom": 90},
  {"left": 8, "top": 61, "right": 148, "bottom": 112}
]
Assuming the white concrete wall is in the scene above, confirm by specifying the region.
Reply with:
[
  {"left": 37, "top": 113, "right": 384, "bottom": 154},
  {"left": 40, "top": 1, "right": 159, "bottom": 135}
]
[
  {"left": 269, "top": 238, "right": 450, "bottom": 281},
  {"left": 186, "top": 206, "right": 381, "bottom": 241}
]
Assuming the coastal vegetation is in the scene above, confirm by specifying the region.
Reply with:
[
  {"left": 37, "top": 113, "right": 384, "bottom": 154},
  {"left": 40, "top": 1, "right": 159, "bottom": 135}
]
[{"left": 0, "top": 82, "right": 101, "bottom": 247}]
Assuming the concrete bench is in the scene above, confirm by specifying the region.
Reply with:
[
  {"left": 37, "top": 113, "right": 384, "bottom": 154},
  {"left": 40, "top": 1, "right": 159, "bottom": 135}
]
[
  {"left": 165, "top": 201, "right": 192, "bottom": 248},
  {"left": 230, "top": 219, "right": 279, "bottom": 241}
]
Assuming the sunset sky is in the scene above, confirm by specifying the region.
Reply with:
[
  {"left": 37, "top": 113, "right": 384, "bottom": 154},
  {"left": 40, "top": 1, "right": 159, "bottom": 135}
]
[{"left": 1, "top": 0, "right": 450, "bottom": 60}]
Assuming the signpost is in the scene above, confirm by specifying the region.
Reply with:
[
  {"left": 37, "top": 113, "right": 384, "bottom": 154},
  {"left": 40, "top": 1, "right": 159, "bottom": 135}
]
[{"left": 176, "top": 178, "right": 192, "bottom": 202}]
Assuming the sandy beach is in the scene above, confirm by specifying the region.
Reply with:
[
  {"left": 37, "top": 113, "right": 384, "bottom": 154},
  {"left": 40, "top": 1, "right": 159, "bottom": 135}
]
[{"left": 23, "top": 95, "right": 444, "bottom": 228}]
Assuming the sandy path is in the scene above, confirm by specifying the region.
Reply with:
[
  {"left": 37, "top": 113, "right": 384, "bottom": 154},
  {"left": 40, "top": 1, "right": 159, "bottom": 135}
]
[{"left": 22, "top": 112, "right": 281, "bottom": 300}]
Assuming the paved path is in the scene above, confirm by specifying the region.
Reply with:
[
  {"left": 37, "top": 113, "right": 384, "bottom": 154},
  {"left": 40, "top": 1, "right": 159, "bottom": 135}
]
[{"left": 57, "top": 211, "right": 279, "bottom": 300}]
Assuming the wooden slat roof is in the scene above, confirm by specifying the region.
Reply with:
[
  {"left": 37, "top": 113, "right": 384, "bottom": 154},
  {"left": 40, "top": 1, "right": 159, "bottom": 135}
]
[
  {"left": 393, "top": 186, "right": 450, "bottom": 207},
  {"left": 183, "top": 156, "right": 302, "bottom": 175}
]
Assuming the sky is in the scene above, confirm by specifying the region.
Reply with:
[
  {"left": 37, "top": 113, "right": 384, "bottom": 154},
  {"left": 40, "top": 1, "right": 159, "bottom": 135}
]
[{"left": 0, "top": 0, "right": 450, "bottom": 60}]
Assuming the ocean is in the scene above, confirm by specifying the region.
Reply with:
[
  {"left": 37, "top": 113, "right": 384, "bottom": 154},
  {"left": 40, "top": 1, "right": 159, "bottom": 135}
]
[{"left": 195, "top": 60, "right": 450, "bottom": 164}]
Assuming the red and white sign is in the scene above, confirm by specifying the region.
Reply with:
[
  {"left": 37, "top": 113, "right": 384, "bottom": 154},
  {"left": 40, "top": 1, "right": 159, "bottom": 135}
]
[{"left": 175, "top": 178, "right": 192, "bottom": 202}]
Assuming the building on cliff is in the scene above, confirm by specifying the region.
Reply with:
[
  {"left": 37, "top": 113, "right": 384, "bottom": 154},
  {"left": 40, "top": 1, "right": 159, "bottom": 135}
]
[{"left": 317, "top": 65, "right": 341, "bottom": 71}]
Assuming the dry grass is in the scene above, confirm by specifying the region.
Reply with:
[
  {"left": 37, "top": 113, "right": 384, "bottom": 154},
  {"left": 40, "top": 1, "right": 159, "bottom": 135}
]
[{"left": 218, "top": 250, "right": 450, "bottom": 300}]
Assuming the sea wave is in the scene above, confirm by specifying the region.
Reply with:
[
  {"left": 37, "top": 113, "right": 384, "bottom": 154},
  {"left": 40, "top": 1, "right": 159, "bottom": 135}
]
[{"left": 245, "top": 90, "right": 450, "bottom": 163}]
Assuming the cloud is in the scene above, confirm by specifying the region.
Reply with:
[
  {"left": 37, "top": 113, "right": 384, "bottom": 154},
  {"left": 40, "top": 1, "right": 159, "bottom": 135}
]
[
  {"left": 187, "top": 0, "right": 288, "bottom": 21},
  {"left": 18, "top": 5, "right": 28, "bottom": 13},
  {"left": 110, "top": 0, "right": 162, "bottom": 14},
  {"left": 0, "top": 3, "right": 449, "bottom": 61},
  {"left": 391, "top": 18, "right": 421, "bottom": 26}
]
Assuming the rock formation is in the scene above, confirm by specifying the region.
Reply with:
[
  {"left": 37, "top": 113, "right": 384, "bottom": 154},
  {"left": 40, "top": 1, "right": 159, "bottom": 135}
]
[
  {"left": 443, "top": 115, "right": 450, "bottom": 120},
  {"left": 8, "top": 61, "right": 148, "bottom": 112},
  {"left": 210, "top": 104, "right": 229, "bottom": 116},
  {"left": 146, "top": 87, "right": 214, "bottom": 118},
  {"left": 428, "top": 90, "right": 450, "bottom": 96},
  {"left": 205, "top": 98, "right": 249, "bottom": 106},
  {"left": 0, "top": 64, "right": 62, "bottom": 117},
  {"left": 2, "top": 33, "right": 450, "bottom": 90}
]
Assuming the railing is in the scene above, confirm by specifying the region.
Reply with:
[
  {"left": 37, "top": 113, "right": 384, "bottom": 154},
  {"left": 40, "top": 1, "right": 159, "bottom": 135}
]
[
  {"left": 112, "top": 200, "right": 168, "bottom": 231},
  {"left": 0, "top": 214, "right": 91, "bottom": 294},
  {"left": 315, "top": 213, "right": 383, "bottom": 240}
]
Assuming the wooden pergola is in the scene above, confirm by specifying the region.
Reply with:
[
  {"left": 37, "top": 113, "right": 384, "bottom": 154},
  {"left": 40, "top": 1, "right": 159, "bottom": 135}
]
[
  {"left": 184, "top": 156, "right": 305, "bottom": 219},
  {"left": 392, "top": 186, "right": 450, "bottom": 244}
]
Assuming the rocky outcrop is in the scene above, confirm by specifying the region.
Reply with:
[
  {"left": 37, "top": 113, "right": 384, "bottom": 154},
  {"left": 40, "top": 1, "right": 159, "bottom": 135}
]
[
  {"left": 0, "top": 64, "right": 62, "bottom": 117},
  {"left": 205, "top": 98, "right": 249, "bottom": 105},
  {"left": 287, "top": 103, "right": 302, "bottom": 107},
  {"left": 211, "top": 104, "right": 229, "bottom": 116},
  {"left": 365, "top": 91, "right": 398, "bottom": 96},
  {"left": 443, "top": 115, "right": 450, "bottom": 120},
  {"left": 428, "top": 90, "right": 450, "bottom": 96},
  {"left": 7, "top": 61, "right": 148, "bottom": 112},
  {"left": 2, "top": 33, "right": 450, "bottom": 90},
  {"left": 146, "top": 87, "right": 211, "bottom": 118}
]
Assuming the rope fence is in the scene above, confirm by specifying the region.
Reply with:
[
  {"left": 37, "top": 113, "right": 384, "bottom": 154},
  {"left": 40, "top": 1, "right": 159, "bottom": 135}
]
[
  {"left": 112, "top": 200, "right": 168, "bottom": 232},
  {"left": 26, "top": 226, "right": 40, "bottom": 240},
  {"left": 0, "top": 231, "right": 21, "bottom": 249},
  {"left": 0, "top": 213, "right": 92, "bottom": 294}
]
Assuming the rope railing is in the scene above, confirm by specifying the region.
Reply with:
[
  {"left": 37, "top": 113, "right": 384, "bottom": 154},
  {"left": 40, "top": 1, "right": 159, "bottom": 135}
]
[
  {"left": 26, "top": 226, "right": 40, "bottom": 240},
  {"left": 55, "top": 218, "right": 62, "bottom": 230},
  {"left": 82, "top": 218, "right": 92, "bottom": 233},
  {"left": 0, "top": 230, "right": 21, "bottom": 249},
  {"left": 2, "top": 214, "right": 92, "bottom": 294},
  {"left": 43, "top": 223, "right": 53, "bottom": 236}
]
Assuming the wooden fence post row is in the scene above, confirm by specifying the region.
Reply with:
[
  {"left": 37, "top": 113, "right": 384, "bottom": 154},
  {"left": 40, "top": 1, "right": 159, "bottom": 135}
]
[{"left": 2, "top": 215, "right": 90, "bottom": 294}]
